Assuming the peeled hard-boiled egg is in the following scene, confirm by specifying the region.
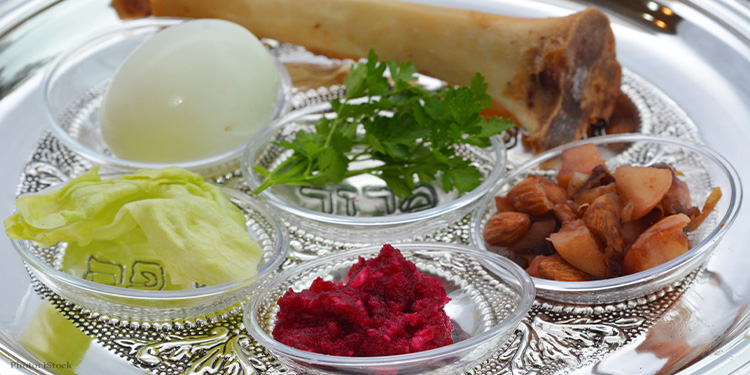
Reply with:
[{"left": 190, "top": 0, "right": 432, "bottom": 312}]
[{"left": 99, "top": 19, "right": 280, "bottom": 163}]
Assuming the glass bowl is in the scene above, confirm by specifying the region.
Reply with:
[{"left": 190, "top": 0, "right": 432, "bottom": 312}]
[
  {"left": 470, "top": 133, "right": 742, "bottom": 305},
  {"left": 10, "top": 184, "right": 290, "bottom": 325},
  {"left": 41, "top": 18, "right": 293, "bottom": 178},
  {"left": 242, "top": 101, "right": 507, "bottom": 243},
  {"left": 243, "top": 242, "right": 534, "bottom": 375}
]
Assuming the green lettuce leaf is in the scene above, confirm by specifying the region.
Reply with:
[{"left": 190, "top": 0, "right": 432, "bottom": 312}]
[{"left": 4, "top": 166, "right": 262, "bottom": 286}]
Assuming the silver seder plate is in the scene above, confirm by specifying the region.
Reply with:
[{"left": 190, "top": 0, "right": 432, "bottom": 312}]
[{"left": 1, "top": 0, "right": 750, "bottom": 375}]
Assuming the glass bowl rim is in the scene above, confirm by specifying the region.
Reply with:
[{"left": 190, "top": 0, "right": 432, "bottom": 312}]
[
  {"left": 10, "top": 184, "right": 291, "bottom": 300},
  {"left": 244, "top": 242, "right": 535, "bottom": 366},
  {"left": 241, "top": 100, "right": 508, "bottom": 226},
  {"left": 471, "top": 133, "right": 743, "bottom": 294},
  {"left": 40, "top": 17, "right": 293, "bottom": 171}
]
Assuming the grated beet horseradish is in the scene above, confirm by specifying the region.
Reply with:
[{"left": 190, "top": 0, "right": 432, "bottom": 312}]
[{"left": 272, "top": 244, "right": 453, "bottom": 356}]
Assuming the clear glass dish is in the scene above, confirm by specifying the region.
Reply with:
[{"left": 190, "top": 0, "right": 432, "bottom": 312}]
[
  {"left": 243, "top": 242, "right": 534, "bottom": 375},
  {"left": 470, "top": 133, "right": 742, "bottom": 304},
  {"left": 41, "top": 17, "right": 293, "bottom": 177},
  {"left": 10, "top": 184, "right": 290, "bottom": 324},
  {"left": 242, "top": 101, "right": 507, "bottom": 243}
]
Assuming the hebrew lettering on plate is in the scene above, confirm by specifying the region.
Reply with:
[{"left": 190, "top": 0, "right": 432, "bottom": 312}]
[
  {"left": 84, "top": 256, "right": 124, "bottom": 286},
  {"left": 297, "top": 183, "right": 438, "bottom": 216},
  {"left": 129, "top": 261, "right": 166, "bottom": 290}
]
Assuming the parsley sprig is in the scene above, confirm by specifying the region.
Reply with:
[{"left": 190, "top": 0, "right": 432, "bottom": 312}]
[{"left": 252, "top": 50, "right": 513, "bottom": 197}]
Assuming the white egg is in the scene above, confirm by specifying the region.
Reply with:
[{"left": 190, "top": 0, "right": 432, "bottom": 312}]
[{"left": 99, "top": 19, "right": 280, "bottom": 163}]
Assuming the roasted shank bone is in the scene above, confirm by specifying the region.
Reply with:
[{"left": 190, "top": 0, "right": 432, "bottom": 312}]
[{"left": 151, "top": 0, "right": 623, "bottom": 152}]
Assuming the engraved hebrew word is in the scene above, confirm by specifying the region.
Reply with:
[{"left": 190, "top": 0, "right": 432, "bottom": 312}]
[
  {"left": 298, "top": 184, "right": 438, "bottom": 216},
  {"left": 85, "top": 256, "right": 167, "bottom": 290}
]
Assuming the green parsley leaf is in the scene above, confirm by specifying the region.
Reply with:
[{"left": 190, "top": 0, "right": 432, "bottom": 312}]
[{"left": 252, "top": 50, "right": 514, "bottom": 197}]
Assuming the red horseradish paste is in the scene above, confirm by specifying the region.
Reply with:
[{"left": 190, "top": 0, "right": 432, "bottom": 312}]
[{"left": 272, "top": 244, "right": 454, "bottom": 356}]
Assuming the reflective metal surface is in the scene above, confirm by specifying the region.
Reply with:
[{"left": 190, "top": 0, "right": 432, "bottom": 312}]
[{"left": 1, "top": 0, "right": 750, "bottom": 374}]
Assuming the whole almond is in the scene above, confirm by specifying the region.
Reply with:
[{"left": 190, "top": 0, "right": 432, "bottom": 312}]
[
  {"left": 536, "top": 255, "right": 592, "bottom": 281},
  {"left": 494, "top": 196, "right": 516, "bottom": 213},
  {"left": 483, "top": 211, "right": 531, "bottom": 248},
  {"left": 507, "top": 175, "right": 567, "bottom": 216}
]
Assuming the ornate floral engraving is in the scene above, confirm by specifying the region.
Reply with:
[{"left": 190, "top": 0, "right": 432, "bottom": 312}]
[
  {"left": 530, "top": 315, "right": 644, "bottom": 365},
  {"left": 478, "top": 314, "right": 646, "bottom": 375},
  {"left": 114, "top": 326, "right": 259, "bottom": 375},
  {"left": 24, "top": 161, "right": 70, "bottom": 187}
]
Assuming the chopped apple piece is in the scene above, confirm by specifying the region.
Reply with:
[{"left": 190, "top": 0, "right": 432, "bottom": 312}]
[
  {"left": 567, "top": 172, "right": 592, "bottom": 198},
  {"left": 614, "top": 165, "right": 673, "bottom": 222},
  {"left": 622, "top": 214, "right": 691, "bottom": 275},
  {"left": 574, "top": 182, "right": 617, "bottom": 206},
  {"left": 549, "top": 219, "right": 607, "bottom": 278},
  {"left": 557, "top": 143, "right": 607, "bottom": 190},
  {"left": 572, "top": 165, "right": 616, "bottom": 205}
]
